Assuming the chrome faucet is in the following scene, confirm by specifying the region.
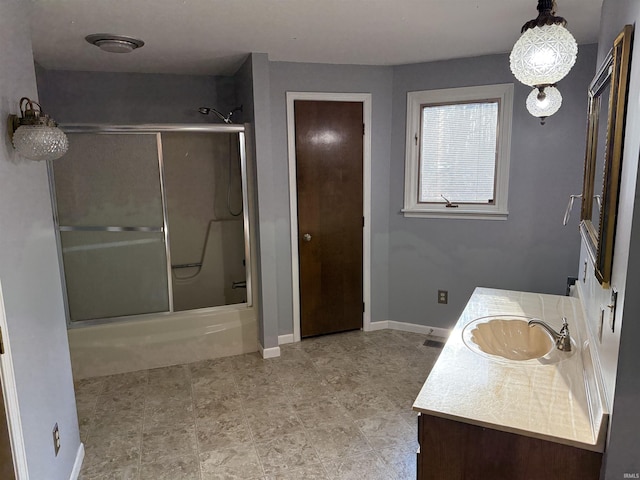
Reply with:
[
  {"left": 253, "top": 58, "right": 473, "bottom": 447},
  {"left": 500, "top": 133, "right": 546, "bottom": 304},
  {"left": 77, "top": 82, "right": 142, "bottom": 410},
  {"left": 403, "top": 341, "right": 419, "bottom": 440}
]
[{"left": 528, "top": 317, "right": 572, "bottom": 352}]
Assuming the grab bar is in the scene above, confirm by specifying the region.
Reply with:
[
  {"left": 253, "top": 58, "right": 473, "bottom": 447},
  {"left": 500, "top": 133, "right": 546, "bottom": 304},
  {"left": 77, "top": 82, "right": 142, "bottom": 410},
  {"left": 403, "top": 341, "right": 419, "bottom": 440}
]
[
  {"left": 232, "top": 281, "right": 246, "bottom": 289},
  {"left": 171, "top": 262, "right": 202, "bottom": 269}
]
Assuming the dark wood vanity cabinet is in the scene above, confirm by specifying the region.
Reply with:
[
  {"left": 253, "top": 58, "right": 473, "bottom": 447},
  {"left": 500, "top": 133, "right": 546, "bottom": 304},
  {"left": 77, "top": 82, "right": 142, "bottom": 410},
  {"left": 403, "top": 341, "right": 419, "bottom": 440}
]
[{"left": 417, "top": 413, "right": 603, "bottom": 480}]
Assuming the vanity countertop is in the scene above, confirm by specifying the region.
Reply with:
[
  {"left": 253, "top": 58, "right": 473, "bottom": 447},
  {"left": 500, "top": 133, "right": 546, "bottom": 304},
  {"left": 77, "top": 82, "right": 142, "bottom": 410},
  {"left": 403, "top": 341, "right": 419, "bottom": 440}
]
[{"left": 412, "top": 287, "right": 607, "bottom": 452}]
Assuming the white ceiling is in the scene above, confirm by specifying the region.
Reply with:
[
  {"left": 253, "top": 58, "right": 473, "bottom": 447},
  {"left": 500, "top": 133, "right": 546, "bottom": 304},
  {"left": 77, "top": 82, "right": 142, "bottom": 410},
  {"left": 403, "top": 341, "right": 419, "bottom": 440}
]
[{"left": 29, "top": 0, "right": 603, "bottom": 76}]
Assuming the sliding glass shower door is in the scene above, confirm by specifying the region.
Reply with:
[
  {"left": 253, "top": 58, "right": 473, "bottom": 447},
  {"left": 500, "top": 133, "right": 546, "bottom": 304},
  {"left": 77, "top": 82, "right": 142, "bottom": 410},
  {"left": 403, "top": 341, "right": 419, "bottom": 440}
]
[
  {"left": 53, "top": 133, "right": 170, "bottom": 321},
  {"left": 50, "top": 126, "right": 251, "bottom": 325}
]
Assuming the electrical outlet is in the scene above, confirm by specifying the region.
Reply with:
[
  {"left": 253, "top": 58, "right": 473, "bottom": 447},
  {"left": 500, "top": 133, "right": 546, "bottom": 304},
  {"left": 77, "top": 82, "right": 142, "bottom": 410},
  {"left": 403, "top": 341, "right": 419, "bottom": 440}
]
[
  {"left": 52, "top": 423, "right": 60, "bottom": 456},
  {"left": 438, "top": 290, "right": 448, "bottom": 304}
]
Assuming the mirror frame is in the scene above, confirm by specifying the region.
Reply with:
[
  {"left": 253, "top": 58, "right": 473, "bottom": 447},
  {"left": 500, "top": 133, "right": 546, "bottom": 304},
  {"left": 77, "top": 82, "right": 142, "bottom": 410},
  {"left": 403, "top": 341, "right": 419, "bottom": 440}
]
[{"left": 580, "top": 24, "right": 634, "bottom": 287}]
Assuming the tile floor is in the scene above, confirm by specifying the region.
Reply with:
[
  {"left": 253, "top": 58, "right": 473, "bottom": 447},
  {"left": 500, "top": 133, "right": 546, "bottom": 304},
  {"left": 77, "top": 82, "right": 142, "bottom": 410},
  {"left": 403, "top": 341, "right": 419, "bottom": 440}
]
[{"left": 75, "top": 329, "right": 442, "bottom": 480}]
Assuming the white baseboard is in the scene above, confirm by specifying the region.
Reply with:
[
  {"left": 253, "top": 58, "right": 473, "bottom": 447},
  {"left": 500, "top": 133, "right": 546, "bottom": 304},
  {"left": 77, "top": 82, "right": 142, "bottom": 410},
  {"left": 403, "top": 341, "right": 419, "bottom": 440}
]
[
  {"left": 368, "top": 320, "right": 450, "bottom": 339},
  {"left": 69, "top": 443, "right": 84, "bottom": 480},
  {"left": 367, "top": 320, "right": 389, "bottom": 331},
  {"left": 276, "top": 322, "right": 450, "bottom": 345},
  {"left": 387, "top": 321, "right": 450, "bottom": 338},
  {"left": 258, "top": 343, "right": 281, "bottom": 359},
  {"left": 278, "top": 334, "right": 295, "bottom": 345}
]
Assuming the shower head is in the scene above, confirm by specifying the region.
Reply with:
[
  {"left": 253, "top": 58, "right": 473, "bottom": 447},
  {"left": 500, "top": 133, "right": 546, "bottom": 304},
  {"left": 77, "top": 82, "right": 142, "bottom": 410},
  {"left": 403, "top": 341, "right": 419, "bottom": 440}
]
[{"left": 198, "top": 105, "right": 243, "bottom": 124}]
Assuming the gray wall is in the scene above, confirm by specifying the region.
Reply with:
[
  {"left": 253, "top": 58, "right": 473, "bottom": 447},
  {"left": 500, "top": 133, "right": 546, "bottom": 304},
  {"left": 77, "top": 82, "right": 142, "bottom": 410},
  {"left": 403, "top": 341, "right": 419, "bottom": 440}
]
[
  {"left": 256, "top": 50, "right": 595, "bottom": 338},
  {"left": 0, "top": 1, "right": 80, "bottom": 478},
  {"left": 233, "top": 55, "right": 266, "bottom": 344},
  {"left": 267, "top": 62, "right": 394, "bottom": 336},
  {"left": 387, "top": 46, "right": 597, "bottom": 328},
  {"left": 247, "top": 53, "right": 280, "bottom": 349},
  {"left": 36, "top": 68, "right": 237, "bottom": 124},
  {"left": 593, "top": 0, "right": 640, "bottom": 476}
]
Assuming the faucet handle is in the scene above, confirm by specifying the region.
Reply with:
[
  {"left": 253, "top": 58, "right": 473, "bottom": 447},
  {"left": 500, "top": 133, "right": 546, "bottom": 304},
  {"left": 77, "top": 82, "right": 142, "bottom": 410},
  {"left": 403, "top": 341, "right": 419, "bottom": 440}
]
[{"left": 558, "top": 317, "right": 571, "bottom": 352}]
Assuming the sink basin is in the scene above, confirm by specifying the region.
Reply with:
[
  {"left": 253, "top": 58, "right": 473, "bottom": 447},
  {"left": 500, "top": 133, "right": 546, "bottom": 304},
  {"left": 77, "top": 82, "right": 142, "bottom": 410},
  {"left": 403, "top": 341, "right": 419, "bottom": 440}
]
[{"left": 462, "top": 315, "right": 555, "bottom": 361}]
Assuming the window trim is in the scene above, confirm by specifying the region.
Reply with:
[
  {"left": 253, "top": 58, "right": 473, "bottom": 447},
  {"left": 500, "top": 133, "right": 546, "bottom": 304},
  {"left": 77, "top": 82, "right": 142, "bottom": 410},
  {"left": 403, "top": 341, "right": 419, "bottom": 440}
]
[{"left": 402, "top": 83, "right": 514, "bottom": 220}]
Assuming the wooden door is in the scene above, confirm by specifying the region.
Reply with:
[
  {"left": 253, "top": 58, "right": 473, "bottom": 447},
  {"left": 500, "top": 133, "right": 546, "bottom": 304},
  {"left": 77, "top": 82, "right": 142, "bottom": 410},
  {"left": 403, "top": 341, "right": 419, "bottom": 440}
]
[
  {"left": 294, "top": 100, "right": 363, "bottom": 337},
  {"left": 0, "top": 377, "right": 16, "bottom": 480}
]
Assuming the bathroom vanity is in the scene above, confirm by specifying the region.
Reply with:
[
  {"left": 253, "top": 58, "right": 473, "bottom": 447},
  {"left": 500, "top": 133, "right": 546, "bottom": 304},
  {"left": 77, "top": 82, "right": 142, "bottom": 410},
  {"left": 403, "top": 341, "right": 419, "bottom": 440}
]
[{"left": 413, "top": 288, "right": 607, "bottom": 480}]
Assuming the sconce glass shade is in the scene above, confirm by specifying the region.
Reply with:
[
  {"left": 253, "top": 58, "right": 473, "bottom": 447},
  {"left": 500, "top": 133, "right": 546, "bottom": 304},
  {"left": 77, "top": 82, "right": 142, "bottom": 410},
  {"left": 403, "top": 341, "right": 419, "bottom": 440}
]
[
  {"left": 526, "top": 86, "right": 562, "bottom": 118},
  {"left": 510, "top": 24, "right": 578, "bottom": 87},
  {"left": 12, "top": 124, "right": 69, "bottom": 161}
]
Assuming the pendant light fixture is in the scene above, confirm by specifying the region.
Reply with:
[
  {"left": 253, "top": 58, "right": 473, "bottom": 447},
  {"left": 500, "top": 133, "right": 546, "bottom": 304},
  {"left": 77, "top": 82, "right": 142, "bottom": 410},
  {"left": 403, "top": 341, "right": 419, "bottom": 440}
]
[
  {"left": 8, "top": 97, "right": 68, "bottom": 161},
  {"left": 525, "top": 86, "right": 562, "bottom": 124},
  {"left": 510, "top": 0, "right": 577, "bottom": 123}
]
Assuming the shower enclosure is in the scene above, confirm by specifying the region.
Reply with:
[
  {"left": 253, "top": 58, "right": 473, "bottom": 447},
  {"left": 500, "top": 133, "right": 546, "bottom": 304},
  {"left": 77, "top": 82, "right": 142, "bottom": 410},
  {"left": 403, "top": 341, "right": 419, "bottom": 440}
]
[{"left": 49, "top": 125, "right": 251, "bottom": 325}]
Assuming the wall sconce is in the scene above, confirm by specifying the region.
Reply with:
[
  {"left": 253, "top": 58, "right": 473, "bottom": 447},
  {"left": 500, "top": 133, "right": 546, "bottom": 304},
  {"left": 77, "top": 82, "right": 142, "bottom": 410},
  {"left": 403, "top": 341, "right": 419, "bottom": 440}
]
[
  {"left": 510, "top": 0, "right": 577, "bottom": 122},
  {"left": 8, "top": 97, "right": 68, "bottom": 161}
]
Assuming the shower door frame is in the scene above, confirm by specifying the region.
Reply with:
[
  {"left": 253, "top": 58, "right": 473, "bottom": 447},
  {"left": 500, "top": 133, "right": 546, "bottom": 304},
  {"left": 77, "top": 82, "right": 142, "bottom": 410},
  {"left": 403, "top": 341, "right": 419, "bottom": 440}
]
[{"left": 48, "top": 124, "right": 252, "bottom": 327}]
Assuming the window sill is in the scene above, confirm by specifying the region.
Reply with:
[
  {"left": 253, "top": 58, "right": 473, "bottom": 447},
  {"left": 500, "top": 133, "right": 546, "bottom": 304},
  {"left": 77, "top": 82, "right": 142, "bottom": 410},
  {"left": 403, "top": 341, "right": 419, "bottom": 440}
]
[{"left": 401, "top": 208, "right": 508, "bottom": 220}]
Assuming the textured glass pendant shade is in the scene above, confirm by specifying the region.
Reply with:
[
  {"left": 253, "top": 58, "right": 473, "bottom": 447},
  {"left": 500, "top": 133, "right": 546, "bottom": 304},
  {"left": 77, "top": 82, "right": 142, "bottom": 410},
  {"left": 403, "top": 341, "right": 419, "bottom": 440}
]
[
  {"left": 510, "top": 23, "right": 578, "bottom": 87},
  {"left": 526, "top": 87, "right": 562, "bottom": 119},
  {"left": 12, "top": 125, "right": 69, "bottom": 161}
]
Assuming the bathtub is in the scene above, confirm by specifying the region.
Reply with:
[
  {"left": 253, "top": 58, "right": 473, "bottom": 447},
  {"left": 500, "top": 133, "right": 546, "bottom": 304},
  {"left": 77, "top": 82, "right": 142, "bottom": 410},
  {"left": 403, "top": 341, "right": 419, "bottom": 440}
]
[{"left": 67, "top": 305, "right": 257, "bottom": 379}]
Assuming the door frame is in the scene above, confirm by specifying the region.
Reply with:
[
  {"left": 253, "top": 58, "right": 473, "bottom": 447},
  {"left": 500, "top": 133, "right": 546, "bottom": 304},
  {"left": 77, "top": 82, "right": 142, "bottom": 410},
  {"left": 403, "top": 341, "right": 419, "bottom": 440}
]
[
  {"left": 0, "top": 280, "right": 29, "bottom": 478},
  {"left": 286, "top": 92, "right": 372, "bottom": 342}
]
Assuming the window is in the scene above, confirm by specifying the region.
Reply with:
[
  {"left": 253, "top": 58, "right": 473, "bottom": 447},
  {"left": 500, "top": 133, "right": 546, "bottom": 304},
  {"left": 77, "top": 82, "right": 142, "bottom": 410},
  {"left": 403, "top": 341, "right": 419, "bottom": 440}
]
[{"left": 403, "top": 84, "right": 513, "bottom": 219}]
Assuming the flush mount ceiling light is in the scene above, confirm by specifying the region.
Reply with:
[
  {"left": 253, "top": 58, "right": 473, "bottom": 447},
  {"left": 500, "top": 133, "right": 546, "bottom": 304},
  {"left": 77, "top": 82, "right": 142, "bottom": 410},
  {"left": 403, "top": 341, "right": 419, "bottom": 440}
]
[
  {"left": 85, "top": 34, "right": 145, "bottom": 53},
  {"left": 510, "top": 0, "right": 577, "bottom": 122},
  {"left": 526, "top": 86, "right": 562, "bottom": 124},
  {"left": 8, "top": 97, "right": 68, "bottom": 161}
]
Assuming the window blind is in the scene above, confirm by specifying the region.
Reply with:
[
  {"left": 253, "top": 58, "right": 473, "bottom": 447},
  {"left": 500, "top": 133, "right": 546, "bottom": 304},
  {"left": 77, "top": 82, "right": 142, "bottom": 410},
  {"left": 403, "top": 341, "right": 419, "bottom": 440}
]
[{"left": 419, "top": 101, "right": 499, "bottom": 204}]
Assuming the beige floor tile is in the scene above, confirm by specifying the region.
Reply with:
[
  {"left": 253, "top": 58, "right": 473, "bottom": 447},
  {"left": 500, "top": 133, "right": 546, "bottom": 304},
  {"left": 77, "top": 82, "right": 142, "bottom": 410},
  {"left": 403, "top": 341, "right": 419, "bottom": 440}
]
[
  {"left": 238, "top": 384, "right": 291, "bottom": 408},
  {"left": 232, "top": 352, "right": 274, "bottom": 370},
  {"left": 234, "top": 369, "right": 282, "bottom": 390},
  {"left": 143, "top": 400, "right": 194, "bottom": 432},
  {"left": 147, "top": 364, "right": 190, "bottom": 383},
  {"left": 199, "top": 444, "right": 264, "bottom": 479},
  {"left": 75, "top": 377, "right": 106, "bottom": 397},
  {"left": 304, "top": 420, "right": 372, "bottom": 461},
  {"left": 378, "top": 445, "right": 418, "bottom": 480},
  {"left": 262, "top": 463, "right": 329, "bottom": 480},
  {"left": 193, "top": 379, "right": 231, "bottom": 400},
  {"left": 254, "top": 430, "right": 321, "bottom": 476},
  {"left": 287, "top": 380, "right": 337, "bottom": 402},
  {"left": 354, "top": 413, "right": 417, "bottom": 450},
  {"left": 194, "top": 396, "right": 243, "bottom": 423},
  {"left": 75, "top": 330, "right": 438, "bottom": 480},
  {"left": 246, "top": 409, "right": 305, "bottom": 442},
  {"left": 79, "top": 464, "right": 139, "bottom": 480},
  {"left": 332, "top": 388, "right": 399, "bottom": 420},
  {"left": 91, "top": 404, "right": 144, "bottom": 434},
  {"left": 101, "top": 371, "right": 148, "bottom": 395},
  {"left": 323, "top": 452, "right": 394, "bottom": 480},
  {"left": 139, "top": 453, "right": 200, "bottom": 480},
  {"left": 196, "top": 415, "right": 252, "bottom": 452},
  {"left": 141, "top": 425, "right": 197, "bottom": 464},
  {"left": 291, "top": 398, "right": 353, "bottom": 430},
  {"left": 190, "top": 357, "right": 236, "bottom": 382},
  {"left": 82, "top": 429, "right": 141, "bottom": 476}
]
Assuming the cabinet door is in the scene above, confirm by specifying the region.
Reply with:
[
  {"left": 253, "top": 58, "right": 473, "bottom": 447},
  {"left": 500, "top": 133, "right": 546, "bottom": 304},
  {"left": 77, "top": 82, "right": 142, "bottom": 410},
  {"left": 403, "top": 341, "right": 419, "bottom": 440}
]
[{"left": 417, "top": 414, "right": 602, "bottom": 480}]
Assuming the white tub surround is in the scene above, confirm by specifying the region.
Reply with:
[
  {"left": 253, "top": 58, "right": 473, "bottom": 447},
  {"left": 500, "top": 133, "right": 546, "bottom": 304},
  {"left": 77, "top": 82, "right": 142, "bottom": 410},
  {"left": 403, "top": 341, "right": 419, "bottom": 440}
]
[
  {"left": 413, "top": 287, "right": 608, "bottom": 452},
  {"left": 68, "top": 306, "right": 257, "bottom": 379}
]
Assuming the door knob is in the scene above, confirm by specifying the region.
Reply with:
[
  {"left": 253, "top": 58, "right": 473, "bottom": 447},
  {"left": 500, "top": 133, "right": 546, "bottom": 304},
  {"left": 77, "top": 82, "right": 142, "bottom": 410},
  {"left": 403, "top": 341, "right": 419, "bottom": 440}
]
[{"left": 303, "top": 233, "right": 312, "bottom": 242}]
